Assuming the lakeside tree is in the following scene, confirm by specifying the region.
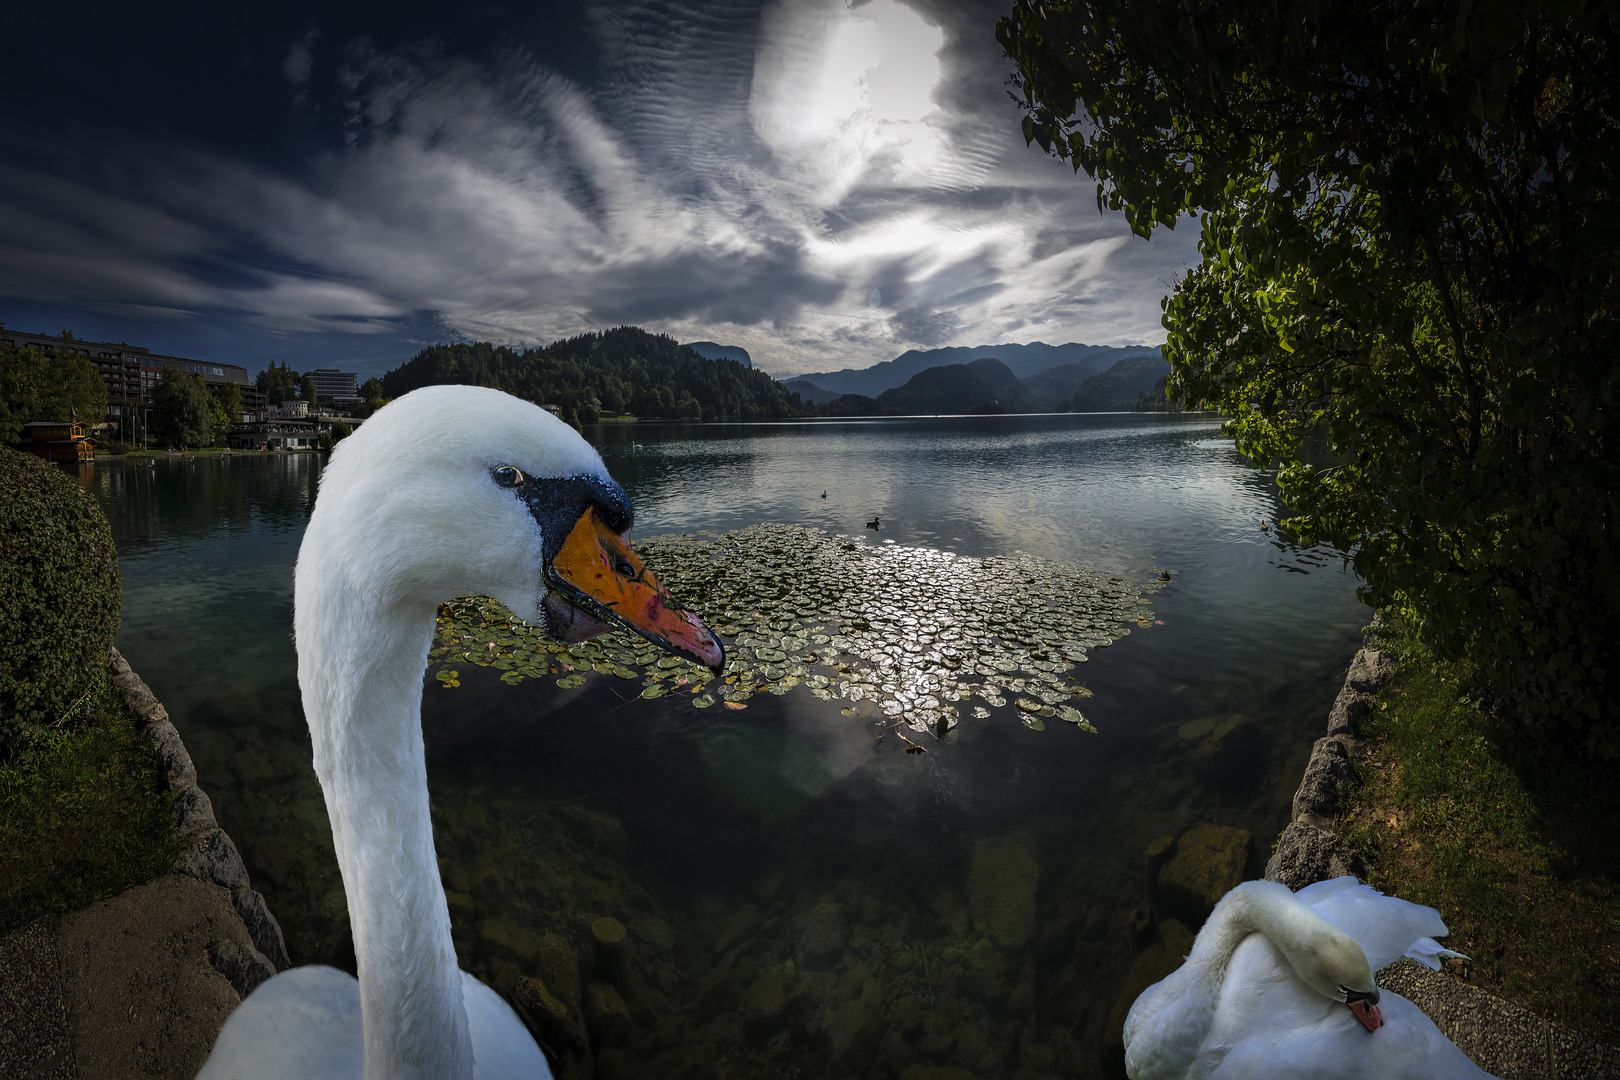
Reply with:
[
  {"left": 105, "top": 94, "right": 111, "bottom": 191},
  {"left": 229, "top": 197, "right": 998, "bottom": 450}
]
[
  {"left": 150, "top": 364, "right": 215, "bottom": 447},
  {"left": 300, "top": 374, "right": 318, "bottom": 408},
  {"left": 1000, "top": 1, "right": 1618, "bottom": 748},
  {"left": 212, "top": 380, "right": 242, "bottom": 423},
  {"left": 255, "top": 361, "right": 298, "bottom": 405},
  {"left": 0, "top": 329, "right": 107, "bottom": 444}
]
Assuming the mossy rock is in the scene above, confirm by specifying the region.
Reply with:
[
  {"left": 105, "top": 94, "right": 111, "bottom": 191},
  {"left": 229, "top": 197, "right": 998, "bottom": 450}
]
[
  {"left": 966, "top": 834, "right": 1040, "bottom": 946},
  {"left": 0, "top": 448, "right": 120, "bottom": 755},
  {"left": 1156, "top": 823, "right": 1253, "bottom": 925},
  {"left": 1102, "top": 917, "right": 1195, "bottom": 1074},
  {"left": 798, "top": 902, "right": 849, "bottom": 971},
  {"left": 1178, "top": 713, "right": 1264, "bottom": 785}
]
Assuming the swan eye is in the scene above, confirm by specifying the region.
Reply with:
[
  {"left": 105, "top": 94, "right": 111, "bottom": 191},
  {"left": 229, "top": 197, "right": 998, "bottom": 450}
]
[{"left": 493, "top": 465, "right": 524, "bottom": 488}]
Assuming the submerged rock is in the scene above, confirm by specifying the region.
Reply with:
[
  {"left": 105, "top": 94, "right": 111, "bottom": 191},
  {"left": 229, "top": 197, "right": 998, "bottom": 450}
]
[
  {"left": 1156, "top": 823, "right": 1252, "bottom": 924},
  {"left": 967, "top": 835, "right": 1040, "bottom": 946},
  {"left": 1177, "top": 713, "right": 1264, "bottom": 785},
  {"left": 514, "top": 974, "right": 583, "bottom": 1053},
  {"left": 585, "top": 982, "right": 634, "bottom": 1048},
  {"left": 1102, "top": 917, "right": 1195, "bottom": 1074},
  {"left": 798, "top": 902, "right": 849, "bottom": 971}
]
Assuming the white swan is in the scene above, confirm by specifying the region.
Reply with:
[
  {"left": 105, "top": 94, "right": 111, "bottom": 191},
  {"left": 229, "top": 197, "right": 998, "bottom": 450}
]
[
  {"left": 1124, "top": 876, "right": 1496, "bottom": 1079},
  {"left": 197, "top": 385, "right": 724, "bottom": 1080}
]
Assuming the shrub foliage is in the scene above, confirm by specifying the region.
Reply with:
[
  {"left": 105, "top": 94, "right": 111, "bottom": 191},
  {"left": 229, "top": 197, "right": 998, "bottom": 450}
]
[
  {"left": 1000, "top": 0, "right": 1618, "bottom": 748},
  {"left": 0, "top": 449, "right": 121, "bottom": 755}
]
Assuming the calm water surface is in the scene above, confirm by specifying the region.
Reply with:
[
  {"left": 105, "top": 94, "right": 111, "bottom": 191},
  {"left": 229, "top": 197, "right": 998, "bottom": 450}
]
[{"left": 90, "top": 414, "right": 1365, "bottom": 1079}]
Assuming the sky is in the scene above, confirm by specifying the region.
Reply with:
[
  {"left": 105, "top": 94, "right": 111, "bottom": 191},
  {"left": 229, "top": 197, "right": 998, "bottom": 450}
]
[{"left": 0, "top": 0, "right": 1199, "bottom": 380}]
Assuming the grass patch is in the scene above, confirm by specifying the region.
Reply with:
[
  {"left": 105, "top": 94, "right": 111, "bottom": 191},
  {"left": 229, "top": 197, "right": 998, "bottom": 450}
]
[
  {"left": 1337, "top": 619, "right": 1620, "bottom": 1044},
  {"left": 0, "top": 665, "right": 184, "bottom": 936}
]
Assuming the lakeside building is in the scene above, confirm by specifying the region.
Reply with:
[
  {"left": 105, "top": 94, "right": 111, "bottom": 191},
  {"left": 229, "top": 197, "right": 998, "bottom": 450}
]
[
  {"left": 305, "top": 368, "right": 358, "bottom": 404},
  {"left": 0, "top": 329, "right": 268, "bottom": 429},
  {"left": 17, "top": 413, "right": 95, "bottom": 462}
]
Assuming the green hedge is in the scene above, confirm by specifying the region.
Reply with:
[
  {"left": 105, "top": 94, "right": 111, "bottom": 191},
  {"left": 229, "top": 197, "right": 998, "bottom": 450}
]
[{"left": 0, "top": 449, "right": 120, "bottom": 755}]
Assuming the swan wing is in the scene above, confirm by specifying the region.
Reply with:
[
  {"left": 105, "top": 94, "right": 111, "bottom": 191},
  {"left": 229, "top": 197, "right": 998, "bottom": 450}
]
[
  {"left": 195, "top": 966, "right": 363, "bottom": 1080},
  {"left": 1203, "top": 936, "right": 1496, "bottom": 1079},
  {"left": 463, "top": 972, "right": 555, "bottom": 1079},
  {"left": 1297, "top": 878, "right": 1449, "bottom": 972}
]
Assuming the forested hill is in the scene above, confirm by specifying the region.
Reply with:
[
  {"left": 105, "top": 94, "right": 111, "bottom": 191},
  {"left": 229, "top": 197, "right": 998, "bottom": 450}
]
[{"left": 380, "top": 327, "right": 812, "bottom": 422}]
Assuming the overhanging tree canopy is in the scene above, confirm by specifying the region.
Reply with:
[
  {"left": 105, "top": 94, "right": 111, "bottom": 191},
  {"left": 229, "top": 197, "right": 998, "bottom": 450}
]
[{"left": 1000, "top": 0, "right": 1618, "bottom": 745}]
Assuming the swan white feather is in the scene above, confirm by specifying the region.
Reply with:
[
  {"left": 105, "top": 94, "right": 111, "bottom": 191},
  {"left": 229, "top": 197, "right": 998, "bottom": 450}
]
[
  {"left": 198, "top": 385, "right": 719, "bottom": 1079},
  {"left": 1123, "top": 876, "right": 1495, "bottom": 1079}
]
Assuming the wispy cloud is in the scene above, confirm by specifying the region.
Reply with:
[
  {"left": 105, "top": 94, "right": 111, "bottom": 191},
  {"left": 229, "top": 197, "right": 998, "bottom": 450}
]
[{"left": 0, "top": 0, "right": 1198, "bottom": 374}]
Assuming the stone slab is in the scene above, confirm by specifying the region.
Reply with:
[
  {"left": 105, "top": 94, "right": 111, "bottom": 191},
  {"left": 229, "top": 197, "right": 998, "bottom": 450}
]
[{"left": 54, "top": 874, "right": 259, "bottom": 1080}]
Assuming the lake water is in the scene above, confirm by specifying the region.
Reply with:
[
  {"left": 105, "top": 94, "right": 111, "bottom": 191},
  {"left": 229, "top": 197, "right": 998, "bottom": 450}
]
[{"left": 88, "top": 413, "right": 1365, "bottom": 1079}]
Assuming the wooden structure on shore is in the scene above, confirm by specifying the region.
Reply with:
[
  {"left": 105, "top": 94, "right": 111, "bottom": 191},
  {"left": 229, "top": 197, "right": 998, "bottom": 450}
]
[{"left": 18, "top": 412, "right": 95, "bottom": 463}]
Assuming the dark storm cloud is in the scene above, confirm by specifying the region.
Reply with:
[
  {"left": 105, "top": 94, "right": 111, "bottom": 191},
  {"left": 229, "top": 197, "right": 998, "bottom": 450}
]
[{"left": 0, "top": 0, "right": 1197, "bottom": 376}]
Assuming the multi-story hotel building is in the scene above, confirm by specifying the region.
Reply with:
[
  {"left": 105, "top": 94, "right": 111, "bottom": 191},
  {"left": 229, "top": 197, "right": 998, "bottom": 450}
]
[{"left": 0, "top": 329, "right": 267, "bottom": 427}]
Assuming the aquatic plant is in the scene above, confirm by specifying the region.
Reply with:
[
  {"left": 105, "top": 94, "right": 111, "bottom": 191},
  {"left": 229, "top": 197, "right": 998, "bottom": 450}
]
[{"left": 431, "top": 522, "right": 1161, "bottom": 741}]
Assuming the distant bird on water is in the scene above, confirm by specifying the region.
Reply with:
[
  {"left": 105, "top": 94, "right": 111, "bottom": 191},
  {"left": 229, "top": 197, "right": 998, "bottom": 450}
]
[
  {"left": 866, "top": 516, "right": 880, "bottom": 530},
  {"left": 821, "top": 490, "right": 826, "bottom": 499}
]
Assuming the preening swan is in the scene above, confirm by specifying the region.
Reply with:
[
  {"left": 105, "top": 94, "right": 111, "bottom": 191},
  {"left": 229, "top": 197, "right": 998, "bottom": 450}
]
[
  {"left": 1124, "top": 876, "right": 1494, "bottom": 1079},
  {"left": 197, "top": 386, "right": 723, "bottom": 1080}
]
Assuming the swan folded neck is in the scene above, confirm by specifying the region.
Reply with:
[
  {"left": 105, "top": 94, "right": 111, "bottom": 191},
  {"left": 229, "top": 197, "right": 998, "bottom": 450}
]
[{"left": 297, "top": 576, "right": 474, "bottom": 1080}]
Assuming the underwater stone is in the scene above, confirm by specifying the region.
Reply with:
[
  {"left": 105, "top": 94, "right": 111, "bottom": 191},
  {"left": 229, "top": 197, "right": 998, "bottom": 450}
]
[
  {"left": 1156, "top": 823, "right": 1252, "bottom": 925},
  {"left": 797, "top": 903, "right": 849, "bottom": 971},
  {"left": 480, "top": 917, "right": 545, "bottom": 962},
  {"left": 536, "top": 933, "right": 583, "bottom": 1018},
  {"left": 514, "top": 975, "right": 578, "bottom": 1052},
  {"left": 591, "top": 916, "right": 634, "bottom": 994},
  {"left": 585, "top": 982, "right": 634, "bottom": 1047},
  {"left": 966, "top": 836, "right": 1040, "bottom": 946},
  {"left": 715, "top": 904, "right": 761, "bottom": 955},
  {"left": 740, "top": 968, "right": 797, "bottom": 1033},
  {"left": 1178, "top": 713, "right": 1264, "bottom": 785},
  {"left": 1101, "top": 918, "right": 1195, "bottom": 1075}
]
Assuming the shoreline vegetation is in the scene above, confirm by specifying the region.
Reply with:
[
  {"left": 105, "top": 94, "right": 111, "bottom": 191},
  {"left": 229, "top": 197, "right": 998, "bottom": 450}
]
[
  {"left": 0, "top": 662, "right": 184, "bottom": 936},
  {"left": 1340, "top": 617, "right": 1619, "bottom": 1045}
]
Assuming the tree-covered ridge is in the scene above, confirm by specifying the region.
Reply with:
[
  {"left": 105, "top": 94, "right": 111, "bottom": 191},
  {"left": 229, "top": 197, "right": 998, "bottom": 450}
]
[
  {"left": 876, "top": 357, "right": 1030, "bottom": 414},
  {"left": 381, "top": 327, "right": 813, "bottom": 423}
]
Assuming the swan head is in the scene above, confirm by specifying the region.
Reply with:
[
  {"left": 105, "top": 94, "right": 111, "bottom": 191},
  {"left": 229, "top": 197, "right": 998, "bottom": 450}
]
[
  {"left": 1301, "top": 934, "right": 1382, "bottom": 1032},
  {"left": 1279, "top": 905, "right": 1383, "bottom": 1033},
  {"left": 305, "top": 384, "right": 723, "bottom": 671}
]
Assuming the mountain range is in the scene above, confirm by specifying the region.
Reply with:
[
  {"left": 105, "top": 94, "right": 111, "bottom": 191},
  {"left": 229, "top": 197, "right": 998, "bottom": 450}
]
[{"left": 784, "top": 341, "right": 1163, "bottom": 399}]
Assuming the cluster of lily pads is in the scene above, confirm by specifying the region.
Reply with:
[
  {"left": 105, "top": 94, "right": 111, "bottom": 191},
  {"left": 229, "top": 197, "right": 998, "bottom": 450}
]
[{"left": 429, "top": 523, "right": 1162, "bottom": 742}]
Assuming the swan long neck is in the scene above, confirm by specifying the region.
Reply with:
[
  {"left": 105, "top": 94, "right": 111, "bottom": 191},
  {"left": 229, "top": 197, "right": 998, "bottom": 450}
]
[
  {"left": 295, "top": 545, "right": 473, "bottom": 1080},
  {"left": 1125, "top": 880, "right": 1344, "bottom": 1079}
]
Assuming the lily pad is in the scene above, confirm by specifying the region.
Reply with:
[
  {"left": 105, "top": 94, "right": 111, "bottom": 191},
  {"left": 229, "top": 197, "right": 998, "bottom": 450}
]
[{"left": 428, "top": 522, "right": 1158, "bottom": 742}]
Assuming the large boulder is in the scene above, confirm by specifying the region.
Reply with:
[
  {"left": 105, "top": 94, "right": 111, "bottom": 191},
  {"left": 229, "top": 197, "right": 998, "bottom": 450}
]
[
  {"left": 966, "top": 835, "right": 1040, "bottom": 946},
  {"left": 1156, "top": 823, "right": 1253, "bottom": 925},
  {"left": 0, "top": 448, "right": 120, "bottom": 755}
]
